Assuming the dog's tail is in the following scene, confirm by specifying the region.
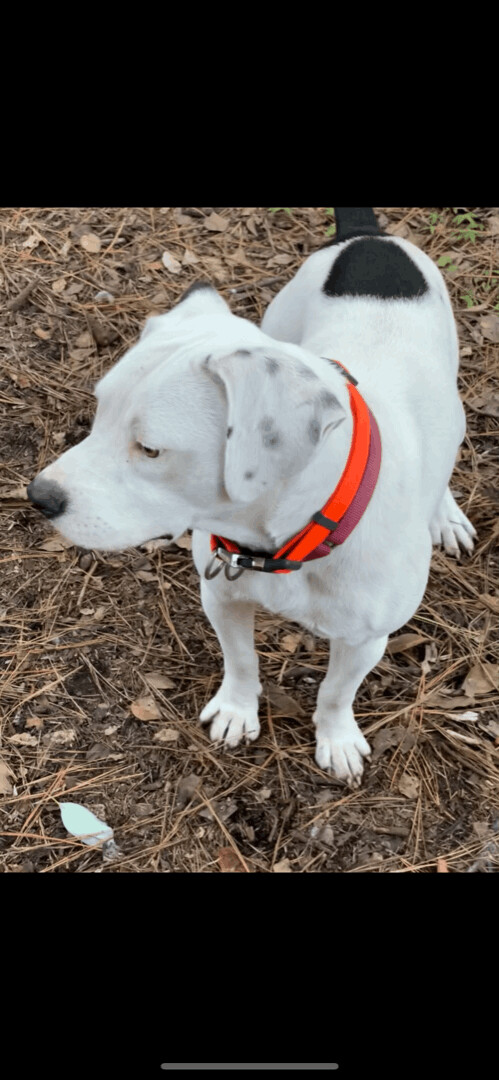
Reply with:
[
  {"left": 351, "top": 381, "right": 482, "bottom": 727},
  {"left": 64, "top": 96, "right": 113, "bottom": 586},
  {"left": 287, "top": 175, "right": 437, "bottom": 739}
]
[{"left": 333, "top": 207, "right": 381, "bottom": 243}]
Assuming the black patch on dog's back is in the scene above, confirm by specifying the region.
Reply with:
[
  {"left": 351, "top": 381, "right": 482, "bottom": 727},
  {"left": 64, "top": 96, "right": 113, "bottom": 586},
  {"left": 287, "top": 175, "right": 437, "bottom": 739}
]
[{"left": 322, "top": 237, "right": 428, "bottom": 301}]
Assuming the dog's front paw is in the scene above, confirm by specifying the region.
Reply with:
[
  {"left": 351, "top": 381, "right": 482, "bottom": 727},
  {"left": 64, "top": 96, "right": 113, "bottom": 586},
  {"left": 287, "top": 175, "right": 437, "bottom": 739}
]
[
  {"left": 200, "top": 690, "right": 260, "bottom": 749},
  {"left": 314, "top": 715, "right": 371, "bottom": 788},
  {"left": 431, "top": 488, "right": 477, "bottom": 556}
]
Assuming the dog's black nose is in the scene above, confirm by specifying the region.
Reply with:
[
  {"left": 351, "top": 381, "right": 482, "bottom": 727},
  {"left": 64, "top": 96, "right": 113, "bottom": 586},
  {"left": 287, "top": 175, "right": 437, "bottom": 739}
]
[{"left": 27, "top": 478, "right": 68, "bottom": 519}]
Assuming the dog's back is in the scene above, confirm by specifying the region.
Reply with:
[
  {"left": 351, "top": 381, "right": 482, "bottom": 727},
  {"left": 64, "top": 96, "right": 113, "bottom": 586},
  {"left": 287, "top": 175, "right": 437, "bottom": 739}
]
[{"left": 262, "top": 206, "right": 465, "bottom": 528}]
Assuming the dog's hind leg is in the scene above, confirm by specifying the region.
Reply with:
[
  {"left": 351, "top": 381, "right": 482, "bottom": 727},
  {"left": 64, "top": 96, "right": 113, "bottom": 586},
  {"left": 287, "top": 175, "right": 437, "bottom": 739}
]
[
  {"left": 313, "top": 635, "right": 388, "bottom": 787},
  {"left": 430, "top": 487, "right": 476, "bottom": 557},
  {"left": 199, "top": 582, "right": 262, "bottom": 748}
]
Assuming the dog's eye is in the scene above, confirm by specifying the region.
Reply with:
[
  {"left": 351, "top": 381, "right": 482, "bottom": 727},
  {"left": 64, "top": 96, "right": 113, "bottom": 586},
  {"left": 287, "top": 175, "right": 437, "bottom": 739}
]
[{"left": 138, "top": 442, "right": 160, "bottom": 458}]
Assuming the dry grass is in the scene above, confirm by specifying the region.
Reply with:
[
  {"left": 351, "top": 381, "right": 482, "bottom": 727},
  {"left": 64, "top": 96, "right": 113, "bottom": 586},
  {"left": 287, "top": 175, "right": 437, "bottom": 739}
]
[{"left": 0, "top": 206, "right": 498, "bottom": 873}]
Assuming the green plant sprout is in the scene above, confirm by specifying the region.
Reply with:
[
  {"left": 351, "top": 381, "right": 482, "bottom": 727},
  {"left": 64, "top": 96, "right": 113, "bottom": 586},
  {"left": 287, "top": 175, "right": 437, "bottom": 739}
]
[
  {"left": 452, "top": 212, "right": 483, "bottom": 243},
  {"left": 437, "top": 255, "right": 458, "bottom": 273}
]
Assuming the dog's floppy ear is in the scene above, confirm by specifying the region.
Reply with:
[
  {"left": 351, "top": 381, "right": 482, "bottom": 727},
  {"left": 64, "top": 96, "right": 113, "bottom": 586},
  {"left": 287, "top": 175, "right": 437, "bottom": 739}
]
[
  {"left": 203, "top": 350, "right": 346, "bottom": 503},
  {"left": 141, "top": 282, "right": 230, "bottom": 340}
]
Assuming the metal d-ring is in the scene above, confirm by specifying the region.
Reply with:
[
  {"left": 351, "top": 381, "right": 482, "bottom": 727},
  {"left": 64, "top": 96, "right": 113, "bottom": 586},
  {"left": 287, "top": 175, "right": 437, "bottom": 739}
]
[
  {"left": 204, "top": 549, "right": 246, "bottom": 582},
  {"left": 224, "top": 562, "right": 245, "bottom": 581},
  {"left": 204, "top": 552, "right": 224, "bottom": 580}
]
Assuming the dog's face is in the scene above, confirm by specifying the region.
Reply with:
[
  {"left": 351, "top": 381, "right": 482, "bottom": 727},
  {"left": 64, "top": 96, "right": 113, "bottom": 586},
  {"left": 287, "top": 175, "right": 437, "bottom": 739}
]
[{"left": 27, "top": 285, "right": 345, "bottom": 551}]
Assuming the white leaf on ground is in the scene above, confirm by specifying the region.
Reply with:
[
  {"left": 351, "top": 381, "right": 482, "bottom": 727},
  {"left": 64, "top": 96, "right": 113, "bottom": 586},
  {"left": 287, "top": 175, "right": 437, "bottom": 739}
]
[
  {"left": 80, "top": 233, "right": 101, "bottom": 254},
  {"left": 60, "top": 802, "right": 113, "bottom": 846},
  {"left": 8, "top": 732, "right": 38, "bottom": 747},
  {"left": 161, "top": 250, "right": 182, "bottom": 273},
  {"left": 0, "top": 758, "right": 14, "bottom": 795}
]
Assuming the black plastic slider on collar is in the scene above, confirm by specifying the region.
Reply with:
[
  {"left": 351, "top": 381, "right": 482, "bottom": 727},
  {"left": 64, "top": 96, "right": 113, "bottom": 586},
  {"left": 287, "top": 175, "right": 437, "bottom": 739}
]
[{"left": 311, "top": 510, "right": 339, "bottom": 531}]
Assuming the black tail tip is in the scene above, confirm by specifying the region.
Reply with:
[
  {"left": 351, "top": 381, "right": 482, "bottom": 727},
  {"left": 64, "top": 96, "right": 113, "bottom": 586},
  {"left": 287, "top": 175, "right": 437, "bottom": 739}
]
[{"left": 333, "top": 207, "right": 381, "bottom": 243}]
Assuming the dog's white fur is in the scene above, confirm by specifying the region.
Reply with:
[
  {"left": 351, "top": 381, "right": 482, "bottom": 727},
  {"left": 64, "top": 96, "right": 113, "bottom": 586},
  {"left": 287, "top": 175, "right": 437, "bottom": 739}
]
[{"left": 33, "top": 233, "right": 476, "bottom": 785}]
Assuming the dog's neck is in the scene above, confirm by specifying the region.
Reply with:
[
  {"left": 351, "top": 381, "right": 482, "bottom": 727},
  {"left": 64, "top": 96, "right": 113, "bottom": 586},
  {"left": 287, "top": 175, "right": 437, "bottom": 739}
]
[{"left": 191, "top": 392, "right": 355, "bottom": 554}]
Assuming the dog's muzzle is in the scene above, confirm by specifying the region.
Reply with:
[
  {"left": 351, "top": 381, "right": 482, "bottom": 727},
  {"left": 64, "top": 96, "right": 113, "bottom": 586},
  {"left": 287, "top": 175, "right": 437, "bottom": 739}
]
[{"left": 27, "top": 478, "right": 68, "bottom": 519}]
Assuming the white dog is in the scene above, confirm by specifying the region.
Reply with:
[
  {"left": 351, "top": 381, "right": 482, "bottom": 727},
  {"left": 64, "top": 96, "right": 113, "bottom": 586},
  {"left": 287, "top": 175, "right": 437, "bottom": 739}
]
[{"left": 27, "top": 207, "right": 476, "bottom": 786}]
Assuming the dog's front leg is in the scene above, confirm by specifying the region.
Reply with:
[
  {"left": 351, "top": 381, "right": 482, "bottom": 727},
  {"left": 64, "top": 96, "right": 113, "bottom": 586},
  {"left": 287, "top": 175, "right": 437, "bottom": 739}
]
[
  {"left": 314, "top": 635, "right": 388, "bottom": 787},
  {"left": 199, "top": 581, "right": 262, "bottom": 748}
]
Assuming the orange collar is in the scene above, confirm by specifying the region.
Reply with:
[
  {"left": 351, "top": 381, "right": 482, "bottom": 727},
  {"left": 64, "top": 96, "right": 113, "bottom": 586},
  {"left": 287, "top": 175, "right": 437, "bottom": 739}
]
[{"left": 207, "top": 361, "right": 381, "bottom": 580}]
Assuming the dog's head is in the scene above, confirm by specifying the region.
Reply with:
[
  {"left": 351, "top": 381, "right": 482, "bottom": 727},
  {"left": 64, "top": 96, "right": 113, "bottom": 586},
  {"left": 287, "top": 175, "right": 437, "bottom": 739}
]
[{"left": 27, "top": 284, "right": 346, "bottom": 551}]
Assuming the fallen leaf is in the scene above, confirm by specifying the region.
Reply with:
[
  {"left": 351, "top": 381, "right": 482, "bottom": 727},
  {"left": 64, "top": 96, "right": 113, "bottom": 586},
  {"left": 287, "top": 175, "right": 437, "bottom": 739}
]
[
  {"left": 269, "top": 253, "right": 294, "bottom": 266},
  {"left": 317, "top": 824, "right": 335, "bottom": 846},
  {"left": 273, "top": 858, "right": 293, "bottom": 872},
  {"left": 104, "top": 724, "right": 119, "bottom": 736},
  {"left": 141, "top": 538, "right": 173, "bottom": 556},
  {"left": 25, "top": 716, "right": 44, "bottom": 729},
  {"left": 150, "top": 289, "right": 168, "bottom": 306},
  {"left": 444, "top": 711, "right": 479, "bottom": 723},
  {"left": 38, "top": 536, "right": 73, "bottom": 552},
  {"left": 218, "top": 847, "right": 244, "bottom": 872},
  {"left": 463, "top": 663, "right": 498, "bottom": 697},
  {"left": 371, "top": 725, "right": 417, "bottom": 759},
  {"left": 75, "top": 331, "right": 94, "bottom": 348},
  {"left": 69, "top": 348, "right": 93, "bottom": 363},
  {"left": 161, "top": 250, "right": 182, "bottom": 274},
  {"left": 144, "top": 672, "right": 176, "bottom": 690},
  {"left": 135, "top": 569, "right": 157, "bottom": 583},
  {"left": 86, "top": 743, "right": 112, "bottom": 761},
  {"left": 154, "top": 727, "right": 179, "bottom": 743},
  {"left": 263, "top": 683, "right": 304, "bottom": 719},
  {"left": 42, "top": 729, "right": 76, "bottom": 748},
  {"left": 88, "top": 318, "right": 118, "bottom": 346},
  {"left": 424, "top": 691, "right": 475, "bottom": 710},
  {"left": 467, "top": 391, "right": 499, "bottom": 417},
  {"left": 398, "top": 774, "right": 421, "bottom": 799},
  {"left": 182, "top": 249, "right": 200, "bottom": 265},
  {"left": 0, "top": 758, "right": 14, "bottom": 795},
  {"left": 0, "top": 485, "right": 27, "bottom": 500},
  {"left": 421, "top": 641, "right": 438, "bottom": 676},
  {"left": 80, "top": 233, "right": 101, "bottom": 254},
  {"left": 204, "top": 212, "right": 229, "bottom": 232},
  {"left": 281, "top": 632, "right": 301, "bottom": 653},
  {"left": 480, "top": 314, "right": 499, "bottom": 342},
  {"left": 173, "top": 534, "right": 192, "bottom": 550},
  {"left": 8, "top": 732, "right": 38, "bottom": 747},
  {"left": 173, "top": 210, "right": 193, "bottom": 226},
  {"left": 130, "top": 695, "right": 162, "bottom": 721},
  {"left": 34, "top": 327, "right": 52, "bottom": 340},
  {"left": 254, "top": 786, "right": 273, "bottom": 803},
  {"left": 202, "top": 256, "right": 225, "bottom": 283},
  {"left": 387, "top": 632, "right": 427, "bottom": 654},
  {"left": 176, "top": 773, "right": 201, "bottom": 807},
  {"left": 60, "top": 802, "right": 113, "bottom": 846}
]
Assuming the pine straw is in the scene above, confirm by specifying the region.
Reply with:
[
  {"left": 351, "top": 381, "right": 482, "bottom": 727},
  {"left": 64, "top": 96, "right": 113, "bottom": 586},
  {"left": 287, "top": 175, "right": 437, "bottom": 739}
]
[{"left": 0, "top": 206, "right": 498, "bottom": 874}]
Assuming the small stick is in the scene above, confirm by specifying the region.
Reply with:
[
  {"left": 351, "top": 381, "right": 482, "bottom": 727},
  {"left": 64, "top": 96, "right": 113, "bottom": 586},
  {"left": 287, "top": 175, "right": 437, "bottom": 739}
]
[
  {"left": 6, "top": 276, "right": 39, "bottom": 311},
  {"left": 228, "top": 275, "right": 284, "bottom": 296}
]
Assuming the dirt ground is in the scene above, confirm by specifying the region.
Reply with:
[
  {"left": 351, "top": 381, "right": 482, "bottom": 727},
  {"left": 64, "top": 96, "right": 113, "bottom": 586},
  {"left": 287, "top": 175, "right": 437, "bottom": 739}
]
[{"left": 0, "top": 206, "right": 498, "bottom": 873}]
